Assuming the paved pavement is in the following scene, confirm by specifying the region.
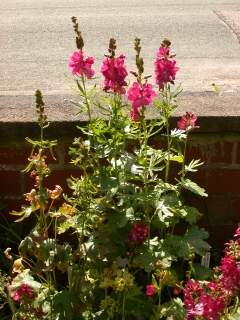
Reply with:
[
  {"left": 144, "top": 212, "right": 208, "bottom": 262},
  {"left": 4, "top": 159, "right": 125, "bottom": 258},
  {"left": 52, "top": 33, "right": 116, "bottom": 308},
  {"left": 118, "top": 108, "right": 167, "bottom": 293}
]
[{"left": 1, "top": 0, "right": 240, "bottom": 118}]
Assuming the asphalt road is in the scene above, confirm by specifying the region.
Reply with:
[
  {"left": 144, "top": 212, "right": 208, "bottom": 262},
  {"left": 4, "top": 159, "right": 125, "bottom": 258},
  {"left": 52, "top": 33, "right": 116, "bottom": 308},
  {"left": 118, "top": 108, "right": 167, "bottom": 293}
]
[{"left": 1, "top": 0, "right": 240, "bottom": 96}]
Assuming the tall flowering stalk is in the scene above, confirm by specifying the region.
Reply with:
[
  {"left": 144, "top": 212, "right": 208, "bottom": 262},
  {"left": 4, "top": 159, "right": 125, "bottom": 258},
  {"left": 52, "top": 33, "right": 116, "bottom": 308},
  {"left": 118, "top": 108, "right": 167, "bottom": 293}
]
[
  {"left": 101, "top": 38, "right": 128, "bottom": 95},
  {"left": 69, "top": 16, "right": 95, "bottom": 121},
  {"left": 154, "top": 39, "right": 180, "bottom": 181}
]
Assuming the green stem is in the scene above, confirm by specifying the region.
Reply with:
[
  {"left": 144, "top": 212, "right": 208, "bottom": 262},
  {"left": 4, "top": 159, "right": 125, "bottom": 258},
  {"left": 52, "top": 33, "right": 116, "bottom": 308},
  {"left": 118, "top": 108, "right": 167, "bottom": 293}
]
[
  {"left": 112, "top": 93, "right": 121, "bottom": 184},
  {"left": 165, "top": 115, "right": 170, "bottom": 182},
  {"left": 122, "top": 293, "right": 126, "bottom": 320},
  {"left": 158, "top": 285, "right": 162, "bottom": 307},
  {"left": 7, "top": 295, "right": 16, "bottom": 316},
  {"left": 81, "top": 75, "right": 92, "bottom": 122},
  {"left": 181, "top": 135, "right": 188, "bottom": 180}
]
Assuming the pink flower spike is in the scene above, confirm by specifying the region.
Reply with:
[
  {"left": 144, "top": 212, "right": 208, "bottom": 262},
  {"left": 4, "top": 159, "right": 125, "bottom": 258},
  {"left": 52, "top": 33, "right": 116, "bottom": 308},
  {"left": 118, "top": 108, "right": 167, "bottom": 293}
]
[
  {"left": 177, "top": 112, "right": 199, "bottom": 131},
  {"left": 154, "top": 43, "right": 179, "bottom": 90},
  {"left": 146, "top": 284, "right": 156, "bottom": 297},
  {"left": 101, "top": 54, "right": 128, "bottom": 94},
  {"left": 127, "top": 82, "right": 156, "bottom": 121},
  {"left": 69, "top": 50, "right": 95, "bottom": 79},
  {"left": 157, "top": 46, "right": 170, "bottom": 59}
]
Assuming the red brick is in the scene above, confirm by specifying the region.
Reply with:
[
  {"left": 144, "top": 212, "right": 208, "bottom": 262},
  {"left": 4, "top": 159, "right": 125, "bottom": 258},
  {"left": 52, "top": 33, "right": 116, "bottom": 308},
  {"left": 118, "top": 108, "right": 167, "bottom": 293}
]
[
  {"left": 235, "top": 142, "right": 240, "bottom": 164},
  {"left": 205, "top": 195, "right": 231, "bottom": 225},
  {"left": 209, "top": 141, "right": 233, "bottom": 164},
  {"left": 186, "top": 144, "right": 208, "bottom": 163},
  {"left": 206, "top": 224, "right": 238, "bottom": 252},
  {"left": 229, "top": 197, "right": 240, "bottom": 224},
  {"left": 64, "top": 144, "right": 72, "bottom": 164},
  {"left": 188, "top": 168, "right": 207, "bottom": 189},
  {"left": 0, "top": 171, "right": 21, "bottom": 196},
  {"left": 0, "top": 145, "right": 59, "bottom": 166},
  {"left": 0, "top": 146, "right": 31, "bottom": 165},
  {"left": 206, "top": 169, "right": 240, "bottom": 194}
]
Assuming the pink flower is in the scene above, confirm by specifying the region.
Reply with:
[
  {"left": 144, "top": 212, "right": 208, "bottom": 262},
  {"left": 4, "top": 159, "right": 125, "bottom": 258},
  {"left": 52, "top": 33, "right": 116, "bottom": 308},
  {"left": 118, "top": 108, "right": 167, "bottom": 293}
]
[
  {"left": 69, "top": 50, "right": 95, "bottom": 79},
  {"left": 13, "top": 283, "right": 34, "bottom": 302},
  {"left": 177, "top": 112, "right": 198, "bottom": 131},
  {"left": 155, "top": 44, "right": 179, "bottom": 89},
  {"left": 127, "top": 82, "right": 156, "bottom": 121},
  {"left": 219, "top": 255, "right": 240, "bottom": 292},
  {"left": 146, "top": 284, "right": 156, "bottom": 297},
  {"left": 234, "top": 226, "right": 240, "bottom": 238},
  {"left": 183, "top": 280, "right": 225, "bottom": 320},
  {"left": 101, "top": 54, "right": 128, "bottom": 94},
  {"left": 157, "top": 46, "right": 170, "bottom": 59},
  {"left": 128, "top": 223, "right": 148, "bottom": 245}
]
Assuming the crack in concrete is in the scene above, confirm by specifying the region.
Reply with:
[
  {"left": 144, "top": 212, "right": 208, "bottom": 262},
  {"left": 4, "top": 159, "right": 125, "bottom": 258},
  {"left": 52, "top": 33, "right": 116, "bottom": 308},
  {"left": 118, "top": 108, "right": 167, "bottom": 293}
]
[{"left": 214, "top": 10, "right": 240, "bottom": 44}]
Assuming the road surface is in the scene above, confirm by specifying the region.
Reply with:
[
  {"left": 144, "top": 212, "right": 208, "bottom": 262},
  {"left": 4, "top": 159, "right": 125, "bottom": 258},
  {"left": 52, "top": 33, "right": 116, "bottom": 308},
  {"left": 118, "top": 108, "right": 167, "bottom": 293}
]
[{"left": 1, "top": 0, "right": 240, "bottom": 98}]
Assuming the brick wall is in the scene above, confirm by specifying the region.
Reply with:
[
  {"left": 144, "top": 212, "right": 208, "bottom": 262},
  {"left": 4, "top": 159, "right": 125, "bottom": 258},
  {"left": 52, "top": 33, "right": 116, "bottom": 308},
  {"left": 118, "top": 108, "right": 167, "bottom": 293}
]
[{"left": 0, "top": 130, "right": 239, "bottom": 251}]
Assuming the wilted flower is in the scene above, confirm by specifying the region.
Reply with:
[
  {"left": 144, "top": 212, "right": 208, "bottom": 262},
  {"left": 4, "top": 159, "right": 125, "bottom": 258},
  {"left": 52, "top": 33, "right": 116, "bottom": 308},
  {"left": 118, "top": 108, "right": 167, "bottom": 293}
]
[
  {"left": 12, "top": 258, "right": 25, "bottom": 274},
  {"left": 49, "top": 185, "right": 63, "bottom": 200},
  {"left": 146, "top": 284, "right": 156, "bottom": 297},
  {"left": 155, "top": 41, "right": 179, "bottom": 89},
  {"left": 177, "top": 112, "right": 198, "bottom": 131},
  {"left": 127, "top": 82, "right": 156, "bottom": 121},
  {"left": 128, "top": 223, "right": 148, "bottom": 245},
  {"left": 101, "top": 54, "right": 128, "bottom": 94},
  {"left": 69, "top": 50, "right": 95, "bottom": 78},
  {"left": 24, "top": 188, "right": 40, "bottom": 207},
  {"left": 4, "top": 248, "right": 13, "bottom": 260},
  {"left": 13, "top": 283, "right": 34, "bottom": 302}
]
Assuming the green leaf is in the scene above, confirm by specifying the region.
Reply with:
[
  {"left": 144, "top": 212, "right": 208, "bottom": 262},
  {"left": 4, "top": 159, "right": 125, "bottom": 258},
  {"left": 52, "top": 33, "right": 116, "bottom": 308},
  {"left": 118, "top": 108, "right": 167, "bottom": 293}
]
[
  {"left": 10, "top": 206, "right": 33, "bottom": 222},
  {"left": 159, "top": 298, "right": 185, "bottom": 320},
  {"left": 52, "top": 290, "right": 80, "bottom": 320},
  {"left": 181, "top": 179, "right": 208, "bottom": 197},
  {"left": 185, "top": 226, "right": 210, "bottom": 256},
  {"left": 133, "top": 251, "right": 155, "bottom": 272},
  {"left": 184, "top": 159, "right": 204, "bottom": 172},
  {"left": 180, "top": 206, "right": 202, "bottom": 224},
  {"left": 19, "top": 236, "right": 34, "bottom": 256},
  {"left": 193, "top": 263, "right": 212, "bottom": 280},
  {"left": 164, "top": 235, "right": 189, "bottom": 258},
  {"left": 169, "top": 154, "right": 184, "bottom": 163}
]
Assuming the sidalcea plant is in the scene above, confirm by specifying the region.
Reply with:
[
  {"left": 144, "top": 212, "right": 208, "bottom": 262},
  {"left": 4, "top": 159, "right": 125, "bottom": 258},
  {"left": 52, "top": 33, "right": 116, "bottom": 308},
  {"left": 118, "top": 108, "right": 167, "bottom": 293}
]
[
  {"left": 2, "top": 17, "right": 217, "bottom": 320},
  {"left": 64, "top": 17, "right": 211, "bottom": 319}
]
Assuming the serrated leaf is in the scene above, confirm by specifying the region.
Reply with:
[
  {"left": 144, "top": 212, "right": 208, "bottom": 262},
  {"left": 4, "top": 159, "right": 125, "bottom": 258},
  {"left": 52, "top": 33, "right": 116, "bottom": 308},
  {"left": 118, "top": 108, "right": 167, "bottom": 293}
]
[
  {"left": 185, "top": 226, "right": 210, "bottom": 256},
  {"left": 180, "top": 206, "right": 201, "bottom": 224},
  {"left": 170, "top": 128, "right": 187, "bottom": 140},
  {"left": 164, "top": 235, "right": 190, "bottom": 258},
  {"left": 184, "top": 159, "right": 204, "bottom": 172},
  {"left": 133, "top": 251, "right": 155, "bottom": 272},
  {"left": 193, "top": 263, "right": 212, "bottom": 280},
  {"left": 181, "top": 179, "right": 208, "bottom": 197},
  {"left": 170, "top": 155, "right": 184, "bottom": 163}
]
